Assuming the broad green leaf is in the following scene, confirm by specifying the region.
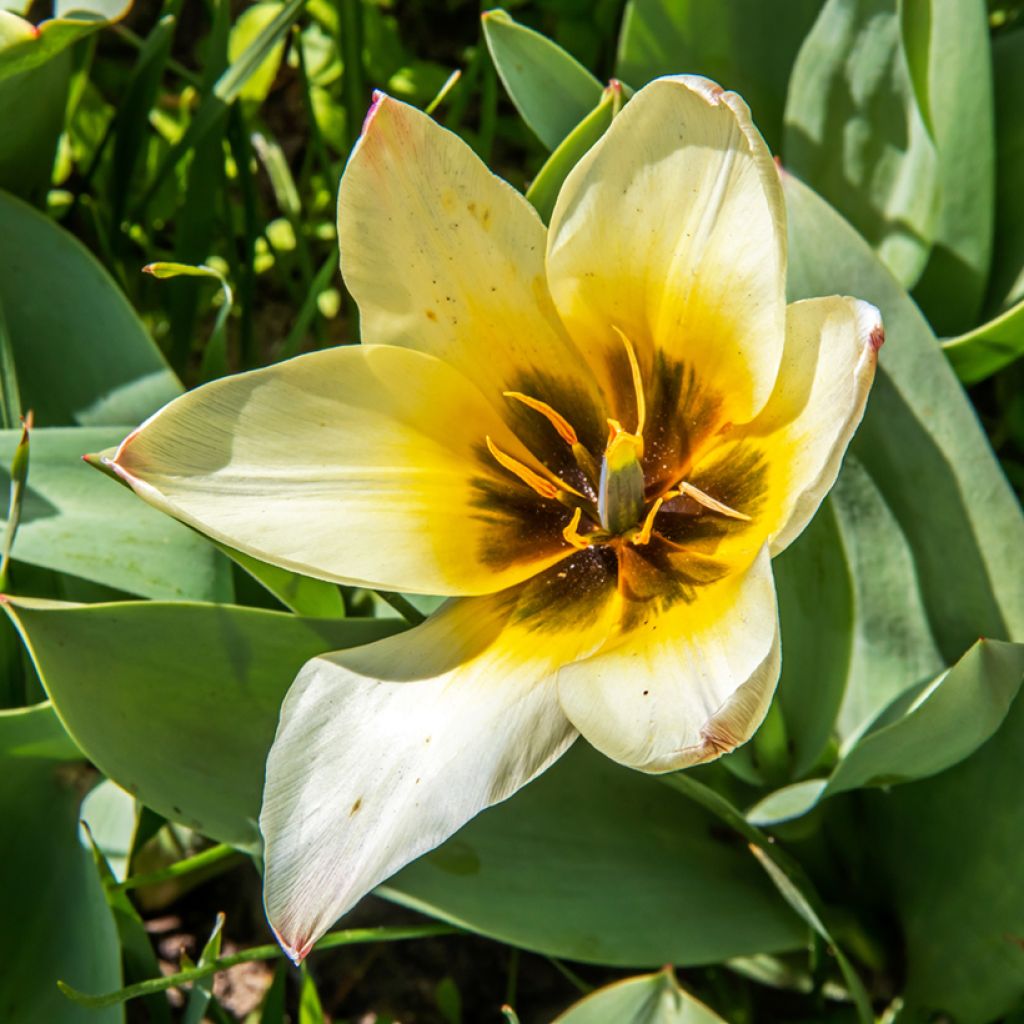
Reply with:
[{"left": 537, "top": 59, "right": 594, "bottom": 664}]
[
  {"left": 552, "top": 968, "right": 726, "bottom": 1023},
  {"left": 906, "top": 0, "right": 994, "bottom": 334},
  {"left": 1, "top": 426, "right": 232, "bottom": 601},
  {"left": 2, "top": 597, "right": 405, "bottom": 847},
  {"left": 661, "top": 772, "right": 872, "bottom": 1022},
  {"left": 81, "top": 779, "right": 136, "bottom": 883},
  {"left": 783, "top": 0, "right": 938, "bottom": 286},
  {"left": 771, "top": 498, "right": 853, "bottom": 778},
  {"left": 986, "top": 26, "right": 1024, "bottom": 313},
  {"left": 615, "top": 0, "right": 822, "bottom": 153},
  {"left": 216, "top": 543, "right": 346, "bottom": 618},
  {"left": 383, "top": 743, "right": 804, "bottom": 967},
  {"left": 526, "top": 81, "right": 622, "bottom": 224},
  {"left": 867, "top": 685, "right": 1024, "bottom": 1020},
  {"left": 829, "top": 455, "right": 943, "bottom": 738},
  {"left": 0, "top": 189, "right": 182, "bottom": 426},
  {"left": 785, "top": 175, "right": 1024, "bottom": 725},
  {"left": 0, "top": 705, "right": 122, "bottom": 1024},
  {"left": 748, "top": 639, "right": 1024, "bottom": 823},
  {"left": 0, "top": 1, "right": 130, "bottom": 82},
  {"left": 0, "top": 700, "right": 80, "bottom": 760},
  {"left": 0, "top": 51, "right": 69, "bottom": 199},
  {"left": 482, "top": 8, "right": 603, "bottom": 151},
  {"left": 942, "top": 294, "right": 1024, "bottom": 384}
]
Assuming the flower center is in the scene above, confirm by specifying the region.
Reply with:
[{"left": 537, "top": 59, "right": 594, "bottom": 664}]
[{"left": 485, "top": 332, "right": 749, "bottom": 553}]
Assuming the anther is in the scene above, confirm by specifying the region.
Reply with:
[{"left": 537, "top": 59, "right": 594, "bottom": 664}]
[
  {"left": 631, "top": 497, "right": 664, "bottom": 546},
  {"left": 562, "top": 507, "right": 591, "bottom": 550},
  {"left": 485, "top": 436, "right": 584, "bottom": 501},
  {"left": 673, "top": 481, "right": 751, "bottom": 521},
  {"left": 503, "top": 392, "right": 578, "bottom": 446}
]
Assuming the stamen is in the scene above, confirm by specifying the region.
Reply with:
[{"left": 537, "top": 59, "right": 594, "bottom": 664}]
[
  {"left": 485, "top": 437, "right": 584, "bottom": 501},
  {"left": 611, "top": 326, "right": 646, "bottom": 435},
  {"left": 631, "top": 497, "right": 664, "bottom": 546},
  {"left": 485, "top": 436, "right": 559, "bottom": 499},
  {"left": 562, "top": 507, "right": 591, "bottom": 549},
  {"left": 676, "top": 481, "right": 751, "bottom": 521},
  {"left": 503, "top": 391, "right": 578, "bottom": 446}
]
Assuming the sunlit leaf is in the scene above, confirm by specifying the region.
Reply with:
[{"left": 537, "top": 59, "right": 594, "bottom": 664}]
[
  {"left": 748, "top": 639, "right": 1024, "bottom": 823},
  {"left": 905, "top": 0, "right": 995, "bottom": 334},
  {"left": 783, "top": 0, "right": 938, "bottom": 286},
  {"left": 526, "top": 81, "right": 622, "bottom": 224},
  {"left": 0, "top": 190, "right": 182, "bottom": 427},
  {"left": 0, "top": 1, "right": 130, "bottom": 83},
  {"left": 2, "top": 597, "right": 404, "bottom": 846},
  {"left": 1, "top": 426, "right": 232, "bottom": 601},
  {"left": 987, "top": 26, "right": 1024, "bottom": 313},
  {"left": 384, "top": 744, "right": 804, "bottom": 967},
  {"left": 482, "top": 8, "right": 603, "bottom": 151},
  {"left": 942, "top": 294, "right": 1024, "bottom": 384},
  {"left": 786, "top": 175, "right": 1024, "bottom": 739},
  {"left": 552, "top": 968, "right": 726, "bottom": 1023},
  {"left": 616, "top": 0, "right": 822, "bottom": 153}
]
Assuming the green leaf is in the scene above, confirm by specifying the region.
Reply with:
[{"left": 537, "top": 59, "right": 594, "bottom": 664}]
[
  {"left": 0, "top": 189, "right": 182, "bottom": 427},
  {"left": 660, "top": 773, "right": 872, "bottom": 1023},
  {"left": 942, "top": 293, "right": 1024, "bottom": 384},
  {"left": 482, "top": 8, "right": 603, "bottom": 151},
  {"left": 748, "top": 639, "right": 1024, "bottom": 823},
  {"left": 215, "top": 543, "right": 346, "bottom": 618},
  {"left": 906, "top": 0, "right": 995, "bottom": 334},
  {"left": 615, "top": 0, "right": 822, "bottom": 153},
  {"left": 783, "top": 0, "right": 938, "bottom": 286},
  {"left": 81, "top": 778, "right": 136, "bottom": 883},
  {"left": 297, "top": 965, "right": 325, "bottom": 1024},
  {"left": 382, "top": 743, "right": 804, "bottom": 967},
  {"left": 79, "top": 816, "right": 173, "bottom": 1024},
  {"left": 2, "top": 597, "right": 405, "bottom": 846},
  {"left": 770, "top": 498, "right": 854, "bottom": 779},
  {"left": 0, "top": 411, "right": 31, "bottom": 592},
  {"left": 0, "top": 51, "right": 69, "bottom": 199},
  {"left": 0, "top": 1, "right": 130, "bottom": 83},
  {"left": 526, "top": 81, "right": 622, "bottom": 224},
  {"left": 0, "top": 704, "right": 123, "bottom": 1023},
  {"left": 828, "top": 455, "right": 943, "bottom": 737},
  {"left": 986, "top": 26, "right": 1024, "bottom": 313},
  {"left": 866, "top": 684, "right": 1024, "bottom": 1020},
  {"left": 183, "top": 914, "right": 224, "bottom": 1024},
  {"left": 552, "top": 968, "right": 726, "bottom": 1023},
  {"left": 785, "top": 174, "right": 1024, "bottom": 726},
  {"left": 1, "top": 426, "right": 232, "bottom": 601}
]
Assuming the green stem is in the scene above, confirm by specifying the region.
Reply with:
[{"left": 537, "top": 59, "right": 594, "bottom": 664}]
[
  {"left": 112, "top": 842, "right": 239, "bottom": 893},
  {"left": 59, "top": 924, "right": 458, "bottom": 1009}
]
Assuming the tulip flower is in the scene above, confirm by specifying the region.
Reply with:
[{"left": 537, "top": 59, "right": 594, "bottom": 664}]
[{"left": 103, "top": 76, "right": 882, "bottom": 961}]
